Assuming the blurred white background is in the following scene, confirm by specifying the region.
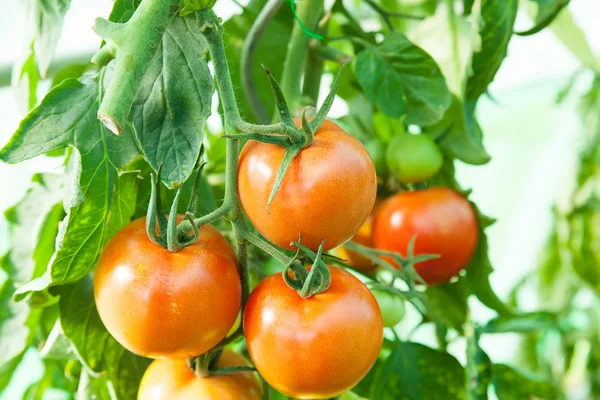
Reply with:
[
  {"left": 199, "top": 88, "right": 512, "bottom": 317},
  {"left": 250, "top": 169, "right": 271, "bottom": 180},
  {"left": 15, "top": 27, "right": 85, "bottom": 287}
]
[{"left": 0, "top": 0, "right": 599, "bottom": 398}]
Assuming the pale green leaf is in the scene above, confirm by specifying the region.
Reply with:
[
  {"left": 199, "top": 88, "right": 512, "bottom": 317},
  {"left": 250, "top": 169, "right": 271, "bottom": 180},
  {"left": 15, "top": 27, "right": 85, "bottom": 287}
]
[
  {"left": 132, "top": 14, "right": 214, "bottom": 188},
  {"left": 355, "top": 32, "right": 452, "bottom": 126}
]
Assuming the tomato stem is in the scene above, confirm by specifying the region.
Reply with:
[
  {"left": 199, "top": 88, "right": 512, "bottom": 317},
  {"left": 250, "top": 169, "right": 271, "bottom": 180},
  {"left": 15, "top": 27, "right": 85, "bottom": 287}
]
[
  {"left": 240, "top": 0, "right": 284, "bottom": 124},
  {"left": 244, "top": 232, "right": 293, "bottom": 264},
  {"left": 302, "top": 11, "right": 331, "bottom": 107},
  {"left": 280, "top": 0, "right": 324, "bottom": 115}
]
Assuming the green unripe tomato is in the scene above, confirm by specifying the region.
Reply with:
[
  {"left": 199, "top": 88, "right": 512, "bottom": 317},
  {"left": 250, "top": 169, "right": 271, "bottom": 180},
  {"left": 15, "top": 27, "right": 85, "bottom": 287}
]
[
  {"left": 364, "top": 139, "right": 388, "bottom": 179},
  {"left": 386, "top": 134, "right": 443, "bottom": 184},
  {"left": 372, "top": 290, "right": 405, "bottom": 328}
]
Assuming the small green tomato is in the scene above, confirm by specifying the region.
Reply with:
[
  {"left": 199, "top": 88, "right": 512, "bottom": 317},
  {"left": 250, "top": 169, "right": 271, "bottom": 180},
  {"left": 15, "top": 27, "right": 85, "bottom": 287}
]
[
  {"left": 372, "top": 290, "right": 406, "bottom": 328},
  {"left": 386, "top": 134, "right": 443, "bottom": 184}
]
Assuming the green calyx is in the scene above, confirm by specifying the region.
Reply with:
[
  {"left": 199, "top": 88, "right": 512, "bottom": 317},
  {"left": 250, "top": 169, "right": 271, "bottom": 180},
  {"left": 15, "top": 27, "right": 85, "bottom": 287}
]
[
  {"left": 283, "top": 240, "right": 332, "bottom": 298},
  {"left": 145, "top": 163, "right": 206, "bottom": 252},
  {"left": 257, "top": 64, "right": 346, "bottom": 210}
]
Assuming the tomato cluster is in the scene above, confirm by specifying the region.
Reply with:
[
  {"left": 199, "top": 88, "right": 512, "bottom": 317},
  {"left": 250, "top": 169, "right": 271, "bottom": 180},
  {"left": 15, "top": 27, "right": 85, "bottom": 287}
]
[{"left": 93, "top": 120, "right": 478, "bottom": 399}]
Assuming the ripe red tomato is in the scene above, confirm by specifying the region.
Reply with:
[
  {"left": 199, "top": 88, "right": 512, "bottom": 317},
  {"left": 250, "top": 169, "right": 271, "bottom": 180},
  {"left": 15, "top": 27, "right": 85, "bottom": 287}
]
[
  {"left": 138, "top": 349, "right": 262, "bottom": 400},
  {"left": 238, "top": 119, "right": 377, "bottom": 251},
  {"left": 373, "top": 188, "right": 478, "bottom": 285},
  {"left": 243, "top": 265, "right": 383, "bottom": 399},
  {"left": 94, "top": 217, "right": 241, "bottom": 359}
]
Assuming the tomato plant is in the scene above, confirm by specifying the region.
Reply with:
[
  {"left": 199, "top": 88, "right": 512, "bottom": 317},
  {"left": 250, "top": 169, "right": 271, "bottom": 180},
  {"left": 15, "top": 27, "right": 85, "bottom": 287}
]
[{"left": 0, "top": 0, "right": 597, "bottom": 399}]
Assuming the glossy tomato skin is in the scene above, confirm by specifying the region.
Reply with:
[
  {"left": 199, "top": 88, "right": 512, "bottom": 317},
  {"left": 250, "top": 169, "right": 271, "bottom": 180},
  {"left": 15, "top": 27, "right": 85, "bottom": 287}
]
[
  {"left": 373, "top": 188, "right": 478, "bottom": 285},
  {"left": 243, "top": 266, "right": 383, "bottom": 399},
  {"left": 138, "top": 349, "right": 262, "bottom": 400},
  {"left": 94, "top": 217, "right": 241, "bottom": 359},
  {"left": 238, "top": 119, "right": 377, "bottom": 251}
]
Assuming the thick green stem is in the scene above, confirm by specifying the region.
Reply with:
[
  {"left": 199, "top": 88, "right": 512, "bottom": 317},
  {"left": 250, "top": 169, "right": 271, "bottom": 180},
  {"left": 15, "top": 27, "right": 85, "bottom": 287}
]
[
  {"left": 280, "top": 0, "right": 323, "bottom": 114},
  {"left": 302, "top": 38, "right": 325, "bottom": 107},
  {"left": 94, "top": 0, "right": 179, "bottom": 134},
  {"left": 241, "top": 0, "right": 283, "bottom": 123}
]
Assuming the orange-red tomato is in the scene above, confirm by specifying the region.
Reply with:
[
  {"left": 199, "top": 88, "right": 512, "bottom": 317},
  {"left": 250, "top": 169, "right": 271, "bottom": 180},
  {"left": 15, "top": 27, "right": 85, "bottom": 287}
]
[
  {"left": 238, "top": 119, "right": 377, "bottom": 251},
  {"left": 94, "top": 217, "right": 241, "bottom": 359},
  {"left": 138, "top": 349, "right": 262, "bottom": 400},
  {"left": 337, "top": 201, "right": 381, "bottom": 271},
  {"left": 243, "top": 266, "right": 383, "bottom": 399},
  {"left": 373, "top": 188, "right": 478, "bottom": 285}
]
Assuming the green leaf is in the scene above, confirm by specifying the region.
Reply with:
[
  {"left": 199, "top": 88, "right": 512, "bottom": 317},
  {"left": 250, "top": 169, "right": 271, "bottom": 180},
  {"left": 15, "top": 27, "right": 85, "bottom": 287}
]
[
  {"left": 407, "top": 7, "right": 475, "bottom": 96},
  {"left": 465, "top": 228, "right": 515, "bottom": 317},
  {"left": 481, "top": 312, "right": 559, "bottom": 334},
  {"left": 3, "top": 174, "right": 63, "bottom": 285},
  {"left": 26, "top": 0, "right": 72, "bottom": 75},
  {"left": 0, "top": 174, "right": 64, "bottom": 390},
  {"left": 568, "top": 203, "right": 600, "bottom": 293},
  {"left": 4, "top": 71, "right": 139, "bottom": 298},
  {"left": 351, "top": 358, "right": 382, "bottom": 399},
  {"left": 545, "top": 8, "right": 599, "bottom": 71},
  {"left": 518, "top": 0, "right": 570, "bottom": 36},
  {"left": 59, "top": 275, "right": 151, "bottom": 400},
  {"left": 131, "top": 14, "right": 214, "bottom": 188},
  {"left": 105, "top": 170, "right": 140, "bottom": 241},
  {"left": 12, "top": 47, "right": 40, "bottom": 111},
  {"left": 0, "top": 354, "right": 25, "bottom": 393},
  {"left": 108, "top": 0, "right": 140, "bottom": 23},
  {"left": 466, "top": 0, "right": 518, "bottom": 103},
  {"left": 223, "top": 0, "right": 293, "bottom": 123},
  {"left": 50, "top": 63, "right": 91, "bottom": 88},
  {"left": 354, "top": 32, "right": 452, "bottom": 126},
  {"left": 425, "top": 278, "right": 468, "bottom": 332},
  {"left": 492, "top": 364, "right": 560, "bottom": 399},
  {"left": 22, "top": 359, "right": 77, "bottom": 400},
  {"left": 371, "top": 341, "right": 465, "bottom": 399},
  {"left": 0, "top": 275, "right": 41, "bottom": 391},
  {"left": 77, "top": 369, "right": 112, "bottom": 400},
  {"left": 341, "top": 391, "right": 370, "bottom": 400},
  {"left": 435, "top": 97, "right": 491, "bottom": 165}
]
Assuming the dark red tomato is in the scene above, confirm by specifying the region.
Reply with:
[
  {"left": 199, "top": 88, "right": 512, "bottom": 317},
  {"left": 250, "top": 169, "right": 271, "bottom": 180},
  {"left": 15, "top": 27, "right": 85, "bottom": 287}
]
[
  {"left": 138, "top": 349, "right": 262, "bottom": 399},
  {"left": 373, "top": 188, "right": 478, "bottom": 285},
  {"left": 94, "top": 217, "right": 241, "bottom": 359},
  {"left": 243, "top": 266, "right": 383, "bottom": 399},
  {"left": 238, "top": 119, "right": 377, "bottom": 251}
]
